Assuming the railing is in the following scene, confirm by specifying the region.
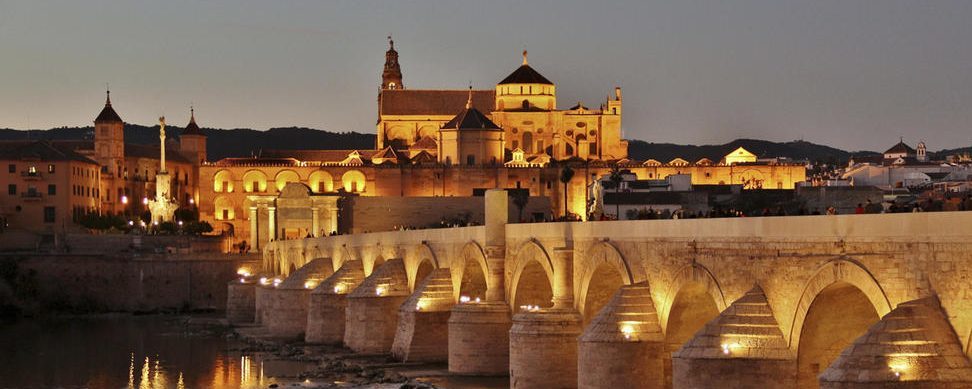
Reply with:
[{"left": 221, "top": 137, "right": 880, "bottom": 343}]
[
  {"left": 20, "top": 171, "right": 42, "bottom": 180},
  {"left": 21, "top": 192, "right": 42, "bottom": 200}
]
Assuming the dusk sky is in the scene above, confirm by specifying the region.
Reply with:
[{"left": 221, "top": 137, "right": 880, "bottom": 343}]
[{"left": 2, "top": 0, "right": 971, "bottom": 151}]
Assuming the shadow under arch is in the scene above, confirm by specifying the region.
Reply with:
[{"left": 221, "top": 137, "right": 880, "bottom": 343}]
[
  {"left": 452, "top": 241, "right": 489, "bottom": 302},
  {"left": 787, "top": 257, "right": 892, "bottom": 350},
  {"left": 408, "top": 242, "right": 439, "bottom": 292},
  {"left": 659, "top": 262, "right": 728, "bottom": 334},
  {"left": 509, "top": 239, "right": 556, "bottom": 310},
  {"left": 576, "top": 241, "right": 635, "bottom": 323}
]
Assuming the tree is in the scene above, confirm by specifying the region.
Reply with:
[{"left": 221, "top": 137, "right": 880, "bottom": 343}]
[
  {"left": 609, "top": 164, "right": 624, "bottom": 220},
  {"left": 510, "top": 189, "right": 530, "bottom": 222},
  {"left": 559, "top": 165, "right": 575, "bottom": 219}
]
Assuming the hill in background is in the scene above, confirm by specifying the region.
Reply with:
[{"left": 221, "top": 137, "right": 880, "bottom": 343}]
[{"left": 2, "top": 125, "right": 965, "bottom": 164}]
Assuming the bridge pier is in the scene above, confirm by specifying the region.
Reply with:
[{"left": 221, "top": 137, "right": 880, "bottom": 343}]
[
  {"left": 819, "top": 296, "right": 972, "bottom": 388},
  {"left": 510, "top": 309, "right": 583, "bottom": 389},
  {"left": 392, "top": 268, "right": 455, "bottom": 362},
  {"left": 578, "top": 283, "right": 665, "bottom": 389},
  {"left": 306, "top": 260, "right": 364, "bottom": 344},
  {"left": 226, "top": 279, "right": 256, "bottom": 324},
  {"left": 448, "top": 302, "right": 512, "bottom": 375},
  {"left": 344, "top": 259, "right": 409, "bottom": 353},
  {"left": 671, "top": 286, "right": 795, "bottom": 388},
  {"left": 265, "top": 259, "right": 333, "bottom": 339},
  {"left": 254, "top": 282, "right": 275, "bottom": 325}
]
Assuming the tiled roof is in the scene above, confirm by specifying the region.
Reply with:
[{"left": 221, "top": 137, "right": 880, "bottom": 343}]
[
  {"left": 379, "top": 89, "right": 494, "bottom": 116},
  {"left": 441, "top": 107, "right": 502, "bottom": 131},
  {"left": 95, "top": 103, "right": 123, "bottom": 123},
  {"left": 261, "top": 149, "right": 379, "bottom": 163},
  {"left": 0, "top": 140, "right": 99, "bottom": 164},
  {"left": 884, "top": 141, "right": 916, "bottom": 155},
  {"left": 410, "top": 135, "right": 437, "bottom": 150},
  {"left": 498, "top": 64, "right": 553, "bottom": 85},
  {"left": 182, "top": 114, "right": 203, "bottom": 136}
]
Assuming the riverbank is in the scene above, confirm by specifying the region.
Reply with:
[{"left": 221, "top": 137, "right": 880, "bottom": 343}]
[{"left": 223, "top": 319, "right": 508, "bottom": 389}]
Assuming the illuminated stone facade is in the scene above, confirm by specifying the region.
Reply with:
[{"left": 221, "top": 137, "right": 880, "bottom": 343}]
[{"left": 376, "top": 41, "right": 628, "bottom": 161}]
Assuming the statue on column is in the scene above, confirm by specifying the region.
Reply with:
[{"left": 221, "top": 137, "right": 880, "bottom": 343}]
[{"left": 147, "top": 116, "right": 179, "bottom": 224}]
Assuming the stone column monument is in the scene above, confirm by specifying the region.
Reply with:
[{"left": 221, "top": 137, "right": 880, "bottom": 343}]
[{"left": 147, "top": 116, "right": 179, "bottom": 224}]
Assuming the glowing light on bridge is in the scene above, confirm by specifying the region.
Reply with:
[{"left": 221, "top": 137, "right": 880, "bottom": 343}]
[
  {"left": 259, "top": 277, "right": 270, "bottom": 286},
  {"left": 333, "top": 283, "right": 347, "bottom": 294},
  {"left": 618, "top": 322, "right": 637, "bottom": 340},
  {"left": 721, "top": 343, "right": 740, "bottom": 355},
  {"left": 459, "top": 295, "right": 471, "bottom": 303},
  {"left": 375, "top": 285, "right": 386, "bottom": 296},
  {"left": 304, "top": 280, "right": 318, "bottom": 289},
  {"left": 272, "top": 278, "right": 282, "bottom": 287},
  {"left": 237, "top": 268, "right": 252, "bottom": 277}
]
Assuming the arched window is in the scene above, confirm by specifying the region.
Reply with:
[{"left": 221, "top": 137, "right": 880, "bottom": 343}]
[{"left": 522, "top": 132, "right": 534, "bottom": 153}]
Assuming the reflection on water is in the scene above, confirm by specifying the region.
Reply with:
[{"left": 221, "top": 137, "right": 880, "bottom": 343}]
[{"left": 0, "top": 315, "right": 311, "bottom": 389}]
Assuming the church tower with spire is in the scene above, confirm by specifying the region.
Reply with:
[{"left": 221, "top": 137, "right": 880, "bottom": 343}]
[
  {"left": 94, "top": 89, "right": 125, "bottom": 179},
  {"left": 381, "top": 36, "right": 404, "bottom": 90},
  {"left": 180, "top": 106, "right": 207, "bottom": 165}
]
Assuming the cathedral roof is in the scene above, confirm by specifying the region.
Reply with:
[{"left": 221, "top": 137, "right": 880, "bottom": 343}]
[
  {"left": 498, "top": 64, "right": 553, "bottom": 85},
  {"left": 884, "top": 141, "right": 916, "bottom": 155},
  {"left": 441, "top": 107, "right": 502, "bottom": 131},
  {"left": 181, "top": 108, "right": 204, "bottom": 136},
  {"left": 95, "top": 91, "right": 123, "bottom": 124},
  {"left": 379, "top": 89, "right": 494, "bottom": 116}
]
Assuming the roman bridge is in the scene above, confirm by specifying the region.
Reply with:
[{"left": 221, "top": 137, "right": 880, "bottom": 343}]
[{"left": 227, "top": 190, "right": 972, "bottom": 388}]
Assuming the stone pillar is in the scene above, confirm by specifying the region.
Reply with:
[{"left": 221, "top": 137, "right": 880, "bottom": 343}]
[
  {"left": 248, "top": 206, "right": 258, "bottom": 252},
  {"left": 311, "top": 206, "right": 320, "bottom": 237},
  {"left": 265, "top": 258, "right": 333, "bottom": 339},
  {"left": 344, "top": 259, "right": 410, "bottom": 353},
  {"left": 448, "top": 302, "right": 511, "bottom": 375},
  {"left": 485, "top": 245, "right": 506, "bottom": 302},
  {"left": 391, "top": 268, "right": 454, "bottom": 362},
  {"left": 509, "top": 310, "right": 583, "bottom": 389},
  {"left": 328, "top": 207, "right": 338, "bottom": 235},
  {"left": 306, "top": 260, "right": 364, "bottom": 344},
  {"left": 551, "top": 247, "right": 574, "bottom": 310},
  {"left": 226, "top": 280, "right": 256, "bottom": 324},
  {"left": 483, "top": 189, "right": 508, "bottom": 303},
  {"left": 578, "top": 283, "right": 665, "bottom": 389},
  {"left": 672, "top": 286, "right": 795, "bottom": 389},
  {"left": 267, "top": 206, "right": 276, "bottom": 242}
]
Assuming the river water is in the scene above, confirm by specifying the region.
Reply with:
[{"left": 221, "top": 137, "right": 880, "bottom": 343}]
[
  {"left": 0, "top": 315, "right": 509, "bottom": 389},
  {"left": 0, "top": 315, "right": 311, "bottom": 389}
]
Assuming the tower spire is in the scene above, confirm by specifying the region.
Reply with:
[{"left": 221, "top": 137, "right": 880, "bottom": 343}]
[
  {"left": 106, "top": 87, "right": 111, "bottom": 106},
  {"left": 465, "top": 84, "right": 473, "bottom": 109},
  {"left": 522, "top": 49, "right": 528, "bottom": 66},
  {"left": 381, "top": 35, "right": 404, "bottom": 90}
]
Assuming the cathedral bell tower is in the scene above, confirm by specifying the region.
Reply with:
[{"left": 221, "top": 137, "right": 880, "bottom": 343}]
[{"left": 381, "top": 36, "right": 404, "bottom": 90}]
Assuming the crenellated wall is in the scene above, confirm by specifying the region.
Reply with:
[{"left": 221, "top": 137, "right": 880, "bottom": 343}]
[{"left": 247, "top": 205, "right": 972, "bottom": 388}]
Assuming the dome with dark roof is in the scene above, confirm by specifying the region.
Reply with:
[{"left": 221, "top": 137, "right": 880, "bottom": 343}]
[
  {"left": 95, "top": 91, "right": 123, "bottom": 124},
  {"left": 441, "top": 107, "right": 502, "bottom": 131},
  {"left": 498, "top": 51, "right": 553, "bottom": 85},
  {"left": 884, "top": 141, "right": 916, "bottom": 155},
  {"left": 499, "top": 64, "right": 553, "bottom": 85}
]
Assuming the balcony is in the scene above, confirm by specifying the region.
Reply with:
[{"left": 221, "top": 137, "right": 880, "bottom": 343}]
[
  {"left": 21, "top": 171, "right": 42, "bottom": 181},
  {"left": 21, "top": 192, "right": 42, "bottom": 201}
]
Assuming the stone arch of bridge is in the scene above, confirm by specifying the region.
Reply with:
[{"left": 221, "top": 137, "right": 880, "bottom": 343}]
[
  {"left": 659, "top": 263, "right": 728, "bottom": 334},
  {"left": 408, "top": 243, "right": 439, "bottom": 292},
  {"left": 577, "top": 241, "right": 635, "bottom": 323},
  {"left": 453, "top": 241, "right": 489, "bottom": 302},
  {"left": 509, "top": 239, "right": 556, "bottom": 310},
  {"left": 788, "top": 257, "right": 892, "bottom": 350}
]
